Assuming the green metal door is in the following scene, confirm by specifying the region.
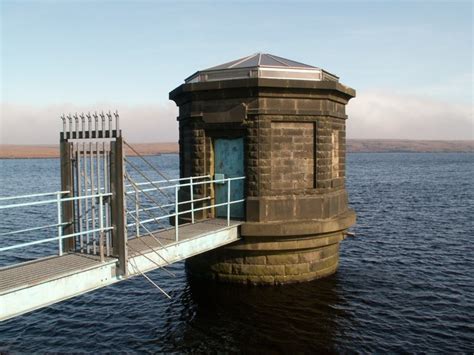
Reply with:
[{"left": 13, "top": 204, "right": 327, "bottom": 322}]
[{"left": 214, "top": 137, "right": 244, "bottom": 219}]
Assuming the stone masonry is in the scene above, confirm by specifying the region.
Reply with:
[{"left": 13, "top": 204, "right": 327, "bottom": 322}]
[
  {"left": 170, "top": 68, "right": 356, "bottom": 285},
  {"left": 271, "top": 122, "right": 314, "bottom": 190}
]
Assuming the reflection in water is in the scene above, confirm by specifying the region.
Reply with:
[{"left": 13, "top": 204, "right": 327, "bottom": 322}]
[{"left": 172, "top": 274, "right": 350, "bottom": 353}]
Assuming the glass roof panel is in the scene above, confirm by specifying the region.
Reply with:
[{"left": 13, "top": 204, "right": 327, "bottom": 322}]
[
  {"left": 185, "top": 53, "right": 338, "bottom": 83},
  {"left": 266, "top": 54, "right": 315, "bottom": 68}
]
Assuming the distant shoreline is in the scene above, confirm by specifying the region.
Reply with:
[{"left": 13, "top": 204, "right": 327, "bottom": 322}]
[
  {"left": 0, "top": 143, "right": 179, "bottom": 159},
  {"left": 0, "top": 140, "right": 472, "bottom": 159}
]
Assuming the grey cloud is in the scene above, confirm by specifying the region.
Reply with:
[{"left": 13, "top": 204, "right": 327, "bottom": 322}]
[
  {"left": 1, "top": 91, "right": 472, "bottom": 144},
  {"left": 0, "top": 102, "right": 179, "bottom": 144},
  {"left": 347, "top": 91, "right": 473, "bottom": 140}
]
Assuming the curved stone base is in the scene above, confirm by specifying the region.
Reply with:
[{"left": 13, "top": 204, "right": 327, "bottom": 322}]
[{"left": 185, "top": 230, "right": 345, "bottom": 285}]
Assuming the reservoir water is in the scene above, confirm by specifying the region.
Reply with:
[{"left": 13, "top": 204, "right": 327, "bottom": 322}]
[{"left": 0, "top": 153, "right": 472, "bottom": 352}]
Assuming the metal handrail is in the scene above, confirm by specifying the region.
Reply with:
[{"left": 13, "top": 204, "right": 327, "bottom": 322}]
[
  {"left": 0, "top": 191, "right": 113, "bottom": 258},
  {"left": 61, "top": 192, "right": 112, "bottom": 202},
  {"left": 0, "top": 227, "right": 114, "bottom": 252},
  {"left": 0, "top": 222, "right": 69, "bottom": 237},
  {"left": 0, "top": 192, "right": 112, "bottom": 209},
  {"left": 125, "top": 175, "right": 211, "bottom": 189},
  {"left": 0, "top": 176, "right": 245, "bottom": 263},
  {"left": 0, "top": 190, "right": 70, "bottom": 202},
  {"left": 131, "top": 199, "right": 245, "bottom": 227},
  {"left": 126, "top": 196, "right": 211, "bottom": 216},
  {"left": 127, "top": 176, "right": 246, "bottom": 241},
  {"left": 1, "top": 197, "right": 64, "bottom": 210},
  {"left": 126, "top": 176, "right": 243, "bottom": 195}
]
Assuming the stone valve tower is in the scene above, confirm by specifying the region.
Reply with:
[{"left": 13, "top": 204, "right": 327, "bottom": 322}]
[{"left": 169, "top": 53, "right": 356, "bottom": 285}]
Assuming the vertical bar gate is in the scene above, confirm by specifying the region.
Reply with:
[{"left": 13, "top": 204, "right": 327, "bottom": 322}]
[{"left": 60, "top": 111, "right": 128, "bottom": 275}]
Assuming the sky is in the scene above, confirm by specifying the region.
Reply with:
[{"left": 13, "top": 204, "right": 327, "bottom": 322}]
[{"left": 1, "top": 0, "right": 472, "bottom": 144}]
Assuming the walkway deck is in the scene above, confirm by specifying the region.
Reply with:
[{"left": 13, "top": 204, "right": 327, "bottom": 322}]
[
  {"left": 0, "top": 253, "right": 115, "bottom": 295},
  {"left": 0, "top": 219, "right": 241, "bottom": 322}
]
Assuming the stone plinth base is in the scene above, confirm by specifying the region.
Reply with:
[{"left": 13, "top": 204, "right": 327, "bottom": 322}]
[{"left": 185, "top": 230, "right": 345, "bottom": 285}]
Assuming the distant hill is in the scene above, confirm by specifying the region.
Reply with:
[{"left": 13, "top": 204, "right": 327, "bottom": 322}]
[
  {"left": 346, "top": 139, "right": 473, "bottom": 153},
  {"left": 0, "top": 143, "right": 179, "bottom": 159},
  {"left": 0, "top": 140, "right": 472, "bottom": 159}
]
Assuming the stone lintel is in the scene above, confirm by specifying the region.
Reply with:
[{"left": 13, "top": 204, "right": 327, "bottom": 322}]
[
  {"left": 202, "top": 103, "right": 247, "bottom": 123},
  {"left": 246, "top": 109, "right": 348, "bottom": 119}
]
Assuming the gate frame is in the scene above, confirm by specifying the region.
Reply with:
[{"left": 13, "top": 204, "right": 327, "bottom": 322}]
[
  {"left": 60, "top": 141, "right": 75, "bottom": 252},
  {"left": 110, "top": 136, "right": 127, "bottom": 276},
  {"left": 59, "top": 112, "right": 128, "bottom": 276}
]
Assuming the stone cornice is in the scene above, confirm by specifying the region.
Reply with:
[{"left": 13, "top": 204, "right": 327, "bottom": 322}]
[{"left": 169, "top": 78, "right": 356, "bottom": 103}]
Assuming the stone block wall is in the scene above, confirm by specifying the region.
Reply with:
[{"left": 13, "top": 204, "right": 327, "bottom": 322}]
[
  {"left": 270, "top": 122, "right": 315, "bottom": 190},
  {"left": 186, "top": 231, "right": 344, "bottom": 285},
  {"left": 170, "top": 78, "right": 356, "bottom": 285}
]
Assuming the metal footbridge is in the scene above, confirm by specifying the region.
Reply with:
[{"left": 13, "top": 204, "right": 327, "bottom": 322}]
[{"left": 0, "top": 112, "right": 245, "bottom": 321}]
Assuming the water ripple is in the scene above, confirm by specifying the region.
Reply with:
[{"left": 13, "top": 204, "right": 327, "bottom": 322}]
[{"left": 0, "top": 153, "right": 473, "bottom": 352}]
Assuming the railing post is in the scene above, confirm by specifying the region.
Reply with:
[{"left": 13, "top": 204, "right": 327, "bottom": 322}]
[
  {"left": 110, "top": 136, "right": 128, "bottom": 276},
  {"left": 135, "top": 189, "right": 140, "bottom": 237},
  {"left": 227, "top": 179, "right": 231, "bottom": 226},
  {"left": 190, "top": 176, "right": 194, "bottom": 224},
  {"left": 57, "top": 192, "right": 63, "bottom": 256},
  {"left": 175, "top": 185, "right": 179, "bottom": 242},
  {"left": 60, "top": 141, "right": 75, "bottom": 252}
]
